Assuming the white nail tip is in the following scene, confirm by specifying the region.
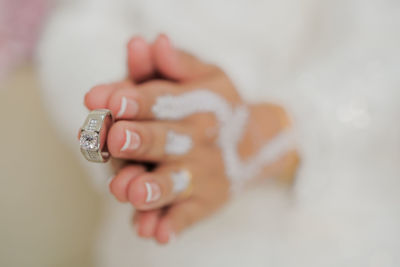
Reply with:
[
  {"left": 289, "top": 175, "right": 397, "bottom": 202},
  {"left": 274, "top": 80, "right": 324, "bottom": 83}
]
[
  {"left": 116, "top": 96, "right": 127, "bottom": 118},
  {"left": 145, "top": 182, "right": 153, "bottom": 203},
  {"left": 120, "top": 130, "right": 140, "bottom": 152},
  {"left": 121, "top": 129, "right": 131, "bottom": 151}
]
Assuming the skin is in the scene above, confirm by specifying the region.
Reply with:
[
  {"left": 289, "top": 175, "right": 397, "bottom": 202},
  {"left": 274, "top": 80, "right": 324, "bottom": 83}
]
[{"left": 84, "top": 34, "right": 299, "bottom": 244}]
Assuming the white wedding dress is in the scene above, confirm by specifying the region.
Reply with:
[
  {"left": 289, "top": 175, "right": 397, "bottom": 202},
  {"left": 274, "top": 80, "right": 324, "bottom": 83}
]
[{"left": 37, "top": 0, "right": 400, "bottom": 266}]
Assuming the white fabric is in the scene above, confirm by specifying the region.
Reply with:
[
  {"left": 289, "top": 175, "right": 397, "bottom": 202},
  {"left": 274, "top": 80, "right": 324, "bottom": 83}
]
[{"left": 37, "top": 0, "right": 400, "bottom": 266}]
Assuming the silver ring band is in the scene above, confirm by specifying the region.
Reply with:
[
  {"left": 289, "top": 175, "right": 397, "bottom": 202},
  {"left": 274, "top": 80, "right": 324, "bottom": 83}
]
[{"left": 79, "top": 109, "right": 114, "bottom": 163}]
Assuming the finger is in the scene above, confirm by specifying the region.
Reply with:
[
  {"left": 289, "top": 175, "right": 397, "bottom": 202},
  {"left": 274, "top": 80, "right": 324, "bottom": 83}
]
[
  {"left": 152, "top": 34, "right": 213, "bottom": 81},
  {"left": 107, "top": 120, "right": 195, "bottom": 161},
  {"left": 84, "top": 81, "right": 132, "bottom": 110},
  {"left": 107, "top": 80, "right": 180, "bottom": 120},
  {"left": 154, "top": 199, "right": 208, "bottom": 244},
  {"left": 133, "top": 210, "right": 140, "bottom": 225},
  {"left": 109, "top": 164, "right": 146, "bottom": 202},
  {"left": 136, "top": 209, "right": 162, "bottom": 238},
  {"left": 126, "top": 165, "right": 193, "bottom": 211},
  {"left": 127, "top": 37, "right": 155, "bottom": 82}
]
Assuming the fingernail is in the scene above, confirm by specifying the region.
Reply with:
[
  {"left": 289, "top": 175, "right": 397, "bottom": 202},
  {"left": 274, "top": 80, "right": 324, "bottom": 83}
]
[
  {"left": 121, "top": 130, "right": 141, "bottom": 152},
  {"left": 145, "top": 182, "right": 161, "bottom": 203},
  {"left": 116, "top": 96, "right": 139, "bottom": 118}
]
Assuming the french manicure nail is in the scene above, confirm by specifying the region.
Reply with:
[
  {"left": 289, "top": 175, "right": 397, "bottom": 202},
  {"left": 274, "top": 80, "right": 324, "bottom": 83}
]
[
  {"left": 145, "top": 182, "right": 161, "bottom": 203},
  {"left": 116, "top": 96, "right": 139, "bottom": 118},
  {"left": 121, "top": 130, "right": 141, "bottom": 152}
]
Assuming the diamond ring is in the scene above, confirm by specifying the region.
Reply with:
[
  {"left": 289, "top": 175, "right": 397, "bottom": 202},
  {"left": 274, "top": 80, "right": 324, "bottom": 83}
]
[{"left": 79, "top": 109, "right": 114, "bottom": 163}]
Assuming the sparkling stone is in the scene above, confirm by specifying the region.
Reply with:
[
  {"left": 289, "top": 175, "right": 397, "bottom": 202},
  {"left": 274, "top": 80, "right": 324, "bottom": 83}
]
[{"left": 80, "top": 131, "right": 99, "bottom": 150}]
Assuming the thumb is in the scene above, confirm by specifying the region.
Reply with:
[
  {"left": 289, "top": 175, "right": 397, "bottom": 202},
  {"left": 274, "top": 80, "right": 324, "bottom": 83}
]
[{"left": 152, "top": 34, "right": 212, "bottom": 81}]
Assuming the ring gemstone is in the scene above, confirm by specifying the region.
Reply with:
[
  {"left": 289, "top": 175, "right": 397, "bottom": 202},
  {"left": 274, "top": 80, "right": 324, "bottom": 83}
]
[{"left": 80, "top": 131, "right": 99, "bottom": 151}]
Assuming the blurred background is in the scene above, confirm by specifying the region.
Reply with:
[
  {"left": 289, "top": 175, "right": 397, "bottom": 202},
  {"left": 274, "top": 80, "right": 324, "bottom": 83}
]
[
  {"left": 1, "top": 1, "right": 101, "bottom": 266},
  {"left": 0, "top": 65, "right": 102, "bottom": 267}
]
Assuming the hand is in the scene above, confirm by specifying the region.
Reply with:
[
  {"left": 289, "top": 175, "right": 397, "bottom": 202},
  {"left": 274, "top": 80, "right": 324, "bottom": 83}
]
[{"left": 84, "top": 35, "right": 298, "bottom": 244}]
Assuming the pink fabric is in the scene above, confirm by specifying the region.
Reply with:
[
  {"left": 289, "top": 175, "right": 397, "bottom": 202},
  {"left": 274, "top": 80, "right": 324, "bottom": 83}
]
[{"left": 0, "top": 0, "right": 48, "bottom": 80}]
